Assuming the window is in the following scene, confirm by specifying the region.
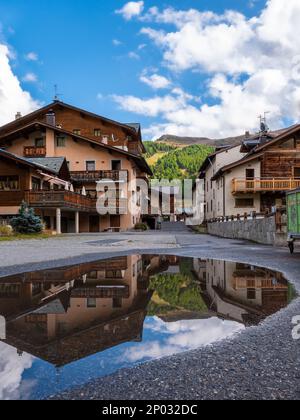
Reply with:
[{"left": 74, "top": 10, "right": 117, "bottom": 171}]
[
  {"left": 0, "top": 176, "right": 19, "bottom": 191},
  {"left": 94, "top": 129, "right": 101, "bottom": 137},
  {"left": 102, "top": 135, "right": 109, "bottom": 144},
  {"left": 246, "top": 169, "right": 255, "bottom": 179},
  {"left": 35, "top": 138, "right": 45, "bottom": 148},
  {"left": 86, "top": 161, "right": 96, "bottom": 171},
  {"left": 235, "top": 198, "right": 254, "bottom": 208},
  {"left": 56, "top": 136, "right": 66, "bottom": 147},
  {"left": 247, "top": 289, "right": 256, "bottom": 300},
  {"left": 293, "top": 167, "right": 300, "bottom": 178},
  {"left": 113, "top": 298, "right": 122, "bottom": 309},
  {"left": 73, "top": 129, "right": 81, "bottom": 136},
  {"left": 86, "top": 190, "right": 97, "bottom": 199},
  {"left": 112, "top": 160, "right": 121, "bottom": 171},
  {"left": 87, "top": 298, "right": 97, "bottom": 308},
  {"left": 32, "top": 177, "right": 41, "bottom": 191}
]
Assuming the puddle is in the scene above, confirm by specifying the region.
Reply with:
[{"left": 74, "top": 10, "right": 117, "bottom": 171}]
[{"left": 0, "top": 255, "right": 295, "bottom": 400}]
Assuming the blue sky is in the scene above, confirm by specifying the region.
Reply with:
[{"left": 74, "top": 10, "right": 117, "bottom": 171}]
[{"left": 0, "top": 0, "right": 299, "bottom": 139}]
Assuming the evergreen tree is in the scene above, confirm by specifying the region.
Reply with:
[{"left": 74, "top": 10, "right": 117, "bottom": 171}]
[{"left": 11, "top": 202, "right": 43, "bottom": 234}]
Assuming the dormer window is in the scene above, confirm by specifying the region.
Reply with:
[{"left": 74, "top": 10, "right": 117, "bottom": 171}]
[{"left": 102, "top": 135, "right": 109, "bottom": 144}]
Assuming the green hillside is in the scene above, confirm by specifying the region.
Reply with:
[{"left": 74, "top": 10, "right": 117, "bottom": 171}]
[{"left": 144, "top": 142, "right": 214, "bottom": 180}]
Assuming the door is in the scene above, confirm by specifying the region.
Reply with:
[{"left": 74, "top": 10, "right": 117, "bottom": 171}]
[
  {"left": 89, "top": 215, "right": 100, "bottom": 232},
  {"left": 246, "top": 169, "right": 255, "bottom": 190},
  {"left": 110, "top": 215, "right": 121, "bottom": 229}
]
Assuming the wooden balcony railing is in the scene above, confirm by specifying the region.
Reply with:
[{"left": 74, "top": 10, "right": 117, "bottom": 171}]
[
  {"left": 24, "top": 190, "right": 97, "bottom": 212},
  {"left": 71, "top": 285, "right": 130, "bottom": 299},
  {"left": 232, "top": 178, "right": 300, "bottom": 194},
  {"left": 0, "top": 191, "right": 25, "bottom": 206},
  {"left": 71, "top": 170, "right": 128, "bottom": 183},
  {"left": 232, "top": 276, "right": 287, "bottom": 290},
  {"left": 24, "top": 146, "right": 46, "bottom": 157}
]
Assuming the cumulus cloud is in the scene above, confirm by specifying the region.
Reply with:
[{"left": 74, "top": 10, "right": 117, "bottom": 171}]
[
  {"left": 121, "top": 317, "right": 244, "bottom": 363},
  {"left": 0, "top": 44, "right": 41, "bottom": 126},
  {"left": 116, "top": 1, "right": 144, "bottom": 21},
  {"left": 0, "top": 342, "right": 34, "bottom": 400},
  {"left": 22, "top": 72, "right": 38, "bottom": 83},
  {"left": 25, "top": 52, "right": 38, "bottom": 61},
  {"left": 140, "top": 73, "right": 171, "bottom": 90},
  {"left": 112, "top": 0, "right": 300, "bottom": 139}
]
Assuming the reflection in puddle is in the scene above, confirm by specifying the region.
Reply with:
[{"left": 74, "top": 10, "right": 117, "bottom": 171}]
[{"left": 0, "top": 255, "right": 294, "bottom": 400}]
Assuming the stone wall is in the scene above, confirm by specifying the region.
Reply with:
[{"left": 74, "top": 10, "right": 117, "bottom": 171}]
[{"left": 207, "top": 215, "right": 287, "bottom": 247}]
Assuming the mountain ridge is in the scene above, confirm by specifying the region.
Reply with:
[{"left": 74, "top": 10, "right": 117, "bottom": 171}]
[{"left": 155, "top": 134, "right": 247, "bottom": 148}]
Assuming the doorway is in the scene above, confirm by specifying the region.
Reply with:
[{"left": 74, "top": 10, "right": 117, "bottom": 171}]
[
  {"left": 89, "top": 215, "right": 100, "bottom": 233},
  {"left": 110, "top": 215, "right": 121, "bottom": 229}
]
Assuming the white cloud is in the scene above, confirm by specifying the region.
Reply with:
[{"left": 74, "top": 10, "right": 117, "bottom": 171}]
[
  {"left": 22, "top": 72, "right": 38, "bottom": 83},
  {"left": 121, "top": 317, "right": 244, "bottom": 363},
  {"left": 25, "top": 52, "right": 38, "bottom": 61},
  {"left": 0, "top": 342, "right": 34, "bottom": 400},
  {"left": 112, "top": 39, "right": 122, "bottom": 46},
  {"left": 140, "top": 73, "right": 171, "bottom": 90},
  {"left": 112, "top": 0, "right": 300, "bottom": 139},
  {"left": 128, "top": 51, "right": 140, "bottom": 60},
  {"left": 116, "top": 1, "right": 144, "bottom": 21},
  {"left": 0, "top": 44, "right": 41, "bottom": 126}
]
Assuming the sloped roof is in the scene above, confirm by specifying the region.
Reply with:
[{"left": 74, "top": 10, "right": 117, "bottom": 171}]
[
  {"left": 0, "top": 121, "right": 153, "bottom": 176},
  {"left": 27, "top": 157, "right": 66, "bottom": 174},
  {"left": 125, "top": 123, "right": 141, "bottom": 133},
  {"left": 0, "top": 100, "right": 141, "bottom": 137},
  {"left": 0, "top": 148, "right": 60, "bottom": 175}
]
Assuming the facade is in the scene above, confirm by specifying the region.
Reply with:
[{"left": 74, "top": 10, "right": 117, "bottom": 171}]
[
  {"left": 199, "top": 125, "right": 300, "bottom": 220},
  {"left": 193, "top": 258, "right": 289, "bottom": 325},
  {"left": 0, "top": 101, "right": 152, "bottom": 233},
  {"left": 0, "top": 255, "right": 151, "bottom": 366}
]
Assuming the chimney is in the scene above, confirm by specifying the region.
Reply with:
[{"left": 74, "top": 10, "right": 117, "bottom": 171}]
[
  {"left": 15, "top": 112, "right": 22, "bottom": 120},
  {"left": 245, "top": 131, "right": 250, "bottom": 138},
  {"left": 46, "top": 110, "right": 56, "bottom": 126}
]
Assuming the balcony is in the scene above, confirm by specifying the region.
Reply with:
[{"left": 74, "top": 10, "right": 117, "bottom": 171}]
[
  {"left": 24, "top": 146, "right": 46, "bottom": 158},
  {"left": 71, "top": 285, "right": 130, "bottom": 299},
  {"left": 0, "top": 191, "right": 25, "bottom": 206},
  {"left": 232, "top": 178, "right": 300, "bottom": 194},
  {"left": 25, "top": 190, "right": 97, "bottom": 212},
  {"left": 71, "top": 170, "right": 128, "bottom": 183}
]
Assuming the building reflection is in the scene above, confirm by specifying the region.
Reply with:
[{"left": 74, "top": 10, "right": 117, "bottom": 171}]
[
  {"left": 0, "top": 256, "right": 291, "bottom": 367},
  {"left": 0, "top": 256, "right": 154, "bottom": 367},
  {"left": 193, "top": 259, "right": 290, "bottom": 326}
]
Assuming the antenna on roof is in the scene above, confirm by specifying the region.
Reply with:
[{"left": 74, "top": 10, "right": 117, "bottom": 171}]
[
  {"left": 53, "top": 84, "right": 63, "bottom": 102},
  {"left": 259, "top": 112, "right": 270, "bottom": 133}
]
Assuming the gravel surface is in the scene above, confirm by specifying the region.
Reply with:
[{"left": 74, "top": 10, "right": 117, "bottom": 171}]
[{"left": 1, "top": 223, "right": 300, "bottom": 400}]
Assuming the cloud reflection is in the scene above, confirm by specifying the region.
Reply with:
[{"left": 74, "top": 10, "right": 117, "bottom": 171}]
[
  {"left": 123, "top": 317, "right": 245, "bottom": 363},
  {"left": 0, "top": 342, "right": 35, "bottom": 400}
]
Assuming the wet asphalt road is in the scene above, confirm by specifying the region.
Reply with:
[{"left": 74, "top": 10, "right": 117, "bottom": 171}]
[{"left": 1, "top": 223, "right": 300, "bottom": 400}]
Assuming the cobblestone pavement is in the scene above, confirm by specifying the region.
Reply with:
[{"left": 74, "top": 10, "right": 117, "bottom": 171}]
[{"left": 1, "top": 222, "right": 300, "bottom": 400}]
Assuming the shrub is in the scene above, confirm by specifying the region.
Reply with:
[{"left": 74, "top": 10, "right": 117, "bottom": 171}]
[
  {"left": 0, "top": 225, "right": 13, "bottom": 237},
  {"left": 134, "top": 222, "right": 148, "bottom": 231},
  {"left": 11, "top": 202, "right": 43, "bottom": 234}
]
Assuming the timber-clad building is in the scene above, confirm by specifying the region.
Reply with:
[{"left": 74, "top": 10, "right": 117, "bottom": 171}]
[{"left": 0, "top": 101, "right": 152, "bottom": 233}]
